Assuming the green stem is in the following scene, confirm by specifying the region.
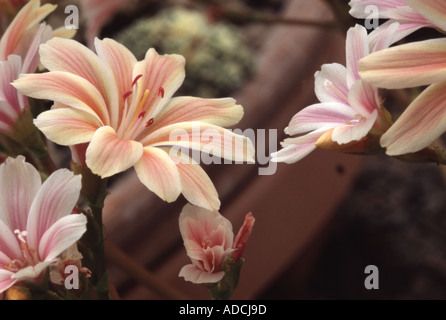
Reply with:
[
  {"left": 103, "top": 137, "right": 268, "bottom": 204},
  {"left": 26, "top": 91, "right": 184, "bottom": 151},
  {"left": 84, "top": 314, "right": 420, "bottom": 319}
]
[{"left": 72, "top": 163, "right": 110, "bottom": 300}]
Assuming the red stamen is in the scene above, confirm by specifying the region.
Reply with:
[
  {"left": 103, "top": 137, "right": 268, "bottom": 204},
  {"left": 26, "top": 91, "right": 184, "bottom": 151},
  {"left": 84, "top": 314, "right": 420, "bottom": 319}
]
[
  {"left": 132, "top": 74, "right": 143, "bottom": 87},
  {"left": 123, "top": 90, "right": 133, "bottom": 101},
  {"left": 145, "top": 118, "right": 154, "bottom": 127},
  {"left": 158, "top": 86, "right": 165, "bottom": 98}
]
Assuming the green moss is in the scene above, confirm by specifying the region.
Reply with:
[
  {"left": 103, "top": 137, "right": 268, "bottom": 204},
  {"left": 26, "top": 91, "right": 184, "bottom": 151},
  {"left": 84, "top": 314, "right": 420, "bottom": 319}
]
[{"left": 114, "top": 7, "right": 255, "bottom": 97}]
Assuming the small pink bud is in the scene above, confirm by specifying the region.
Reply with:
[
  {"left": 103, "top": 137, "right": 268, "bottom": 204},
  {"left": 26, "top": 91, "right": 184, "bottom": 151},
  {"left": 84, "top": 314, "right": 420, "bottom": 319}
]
[
  {"left": 178, "top": 204, "right": 234, "bottom": 284},
  {"left": 231, "top": 212, "right": 255, "bottom": 261}
]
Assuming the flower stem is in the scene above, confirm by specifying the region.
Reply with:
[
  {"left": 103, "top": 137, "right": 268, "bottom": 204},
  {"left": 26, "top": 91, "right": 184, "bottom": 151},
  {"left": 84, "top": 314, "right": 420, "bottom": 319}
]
[{"left": 72, "top": 163, "right": 110, "bottom": 300}]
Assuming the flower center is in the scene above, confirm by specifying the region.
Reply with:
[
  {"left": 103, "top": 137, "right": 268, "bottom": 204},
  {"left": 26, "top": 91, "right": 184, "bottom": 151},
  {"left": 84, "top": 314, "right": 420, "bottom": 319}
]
[
  {"left": 117, "top": 74, "right": 164, "bottom": 141},
  {"left": 345, "top": 113, "right": 362, "bottom": 126},
  {"left": 201, "top": 236, "right": 213, "bottom": 249},
  {"left": 4, "top": 230, "right": 39, "bottom": 272},
  {"left": 324, "top": 79, "right": 349, "bottom": 104}
]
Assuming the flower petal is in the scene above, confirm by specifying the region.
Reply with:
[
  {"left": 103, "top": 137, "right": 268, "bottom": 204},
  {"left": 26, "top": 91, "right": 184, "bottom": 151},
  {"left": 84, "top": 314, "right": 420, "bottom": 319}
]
[
  {"left": 346, "top": 24, "right": 369, "bottom": 87},
  {"left": 38, "top": 214, "right": 87, "bottom": 261},
  {"left": 286, "top": 102, "right": 358, "bottom": 136},
  {"left": 270, "top": 132, "right": 321, "bottom": 164},
  {"left": 0, "top": 219, "right": 22, "bottom": 264},
  {"left": 27, "top": 168, "right": 81, "bottom": 253},
  {"left": 314, "top": 63, "right": 348, "bottom": 105},
  {"left": 405, "top": 0, "right": 446, "bottom": 31},
  {"left": 39, "top": 37, "right": 119, "bottom": 127},
  {"left": 175, "top": 160, "right": 221, "bottom": 211},
  {"left": 152, "top": 97, "right": 244, "bottom": 132},
  {"left": 132, "top": 48, "right": 185, "bottom": 118},
  {"left": 13, "top": 71, "right": 110, "bottom": 123},
  {"left": 86, "top": 126, "right": 143, "bottom": 178},
  {"left": 21, "top": 22, "right": 52, "bottom": 74},
  {"left": 348, "top": 79, "right": 379, "bottom": 116},
  {"left": 0, "top": 269, "right": 17, "bottom": 294},
  {"left": 142, "top": 122, "right": 255, "bottom": 164},
  {"left": 134, "top": 147, "right": 182, "bottom": 203},
  {"left": 12, "top": 260, "right": 53, "bottom": 282},
  {"left": 348, "top": 0, "right": 407, "bottom": 19},
  {"left": 34, "top": 105, "right": 103, "bottom": 146},
  {"left": 179, "top": 204, "right": 232, "bottom": 242},
  {"left": 368, "top": 21, "right": 403, "bottom": 51},
  {"left": 359, "top": 38, "right": 446, "bottom": 89},
  {"left": 94, "top": 38, "right": 137, "bottom": 107},
  {"left": 178, "top": 264, "right": 225, "bottom": 284},
  {"left": 0, "top": 55, "right": 25, "bottom": 115},
  {"left": 381, "top": 81, "right": 446, "bottom": 155},
  {"left": 0, "top": 155, "right": 41, "bottom": 232},
  {"left": 0, "top": 0, "right": 56, "bottom": 59},
  {"left": 332, "top": 109, "right": 378, "bottom": 144},
  {"left": 94, "top": 38, "right": 137, "bottom": 127}
]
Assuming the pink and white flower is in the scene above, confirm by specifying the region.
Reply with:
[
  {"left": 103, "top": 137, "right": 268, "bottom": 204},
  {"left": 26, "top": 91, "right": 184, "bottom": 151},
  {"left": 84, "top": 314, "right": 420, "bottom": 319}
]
[
  {"left": 178, "top": 204, "right": 254, "bottom": 284},
  {"left": 0, "top": 0, "right": 74, "bottom": 136},
  {"left": 271, "top": 24, "right": 395, "bottom": 164},
  {"left": 13, "top": 37, "right": 254, "bottom": 210},
  {"left": 358, "top": 1, "right": 446, "bottom": 155},
  {"left": 349, "top": 0, "right": 439, "bottom": 45},
  {"left": 0, "top": 156, "right": 86, "bottom": 294}
]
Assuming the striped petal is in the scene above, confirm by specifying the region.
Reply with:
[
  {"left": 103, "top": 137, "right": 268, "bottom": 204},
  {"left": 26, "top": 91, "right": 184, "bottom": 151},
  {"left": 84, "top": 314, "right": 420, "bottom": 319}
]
[
  {"left": 270, "top": 131, "right": 321, "bottom": 164},
  {"left": 405, "top": 0, "right": 446, "bottom": 31},
  {"left": 152, "top": 97, "right": 244, "bottom": 132},
  {"left": 86, "top": 126, "right": 143, "bottom": 178},
  {"left": 381, "top": 81, "right": 446, "bottom": 155},
  {"left": 39, "top": 37, "right": 119, "bottom": 127},
  {"left": 26, "top": 168, "right": 81, "bottom": 253},
  {"left": 348, "top": 79, "right": 379, "bottom": 116},
  {"left": 368, "top": 20, "right": 401, "bottom": 52},
  {"left": 314, "top": 63, "right": 348, "bottom": 105},
  {"left": 346, "top": 24, "right": 369, "bottom": 87},
  {"left": 94, "top": 38, "right": 137, "bottom": 125},
  {"left": 20, "top": 22, "right": 51, "bottom": 74},
  {"left": 0, "top": 55, "right": 25, "bottom": 115},
  {"left": 134, "top": 147, "right": 182, "bottom": 203},
  {"left": 358, "top": 38, "right": 446, "bottom": 89},
  {"left": 0, "top": 0, "right": 56, "bottom": 59},
  {"left": 132, "top": 48, "right": 185, "bottom": 119},
  {"left": 142, "top": 122, "right": 255, "bottom": 163},
  {"left": 34, "top": 105, "right": 103, "bottom": 146},
  {"left": 0, "top": 219, "right": 22, "bottom": 265},
  {"left": 176, "top": 161, "right": 220, "bottom": 211},
  {"left": 349, "top": 0, "right": 407, "bottom": 19},
  {"left": 332, "top": 109, "right": 378, "bottom": 144},
  {"left": 286, "top": 102, "right": 358, "bottom": 136},
  {"left": 0, "top": 269, "right": 17, "bottom": 294},
  {"left": 0, "top": 156, "right": 41, "bottom": 232},
  {"left": 13, "top": 71, "right": 109, "bottom": 123},
  {"left": 38, "top": 214, "right": 87, "bottom": 261}
]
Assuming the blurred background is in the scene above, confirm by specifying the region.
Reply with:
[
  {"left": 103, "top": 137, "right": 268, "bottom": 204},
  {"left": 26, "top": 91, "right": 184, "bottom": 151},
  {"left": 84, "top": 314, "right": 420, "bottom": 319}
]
[{"left": 37, "top": 0, "right": 446, "bottom": 299}]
